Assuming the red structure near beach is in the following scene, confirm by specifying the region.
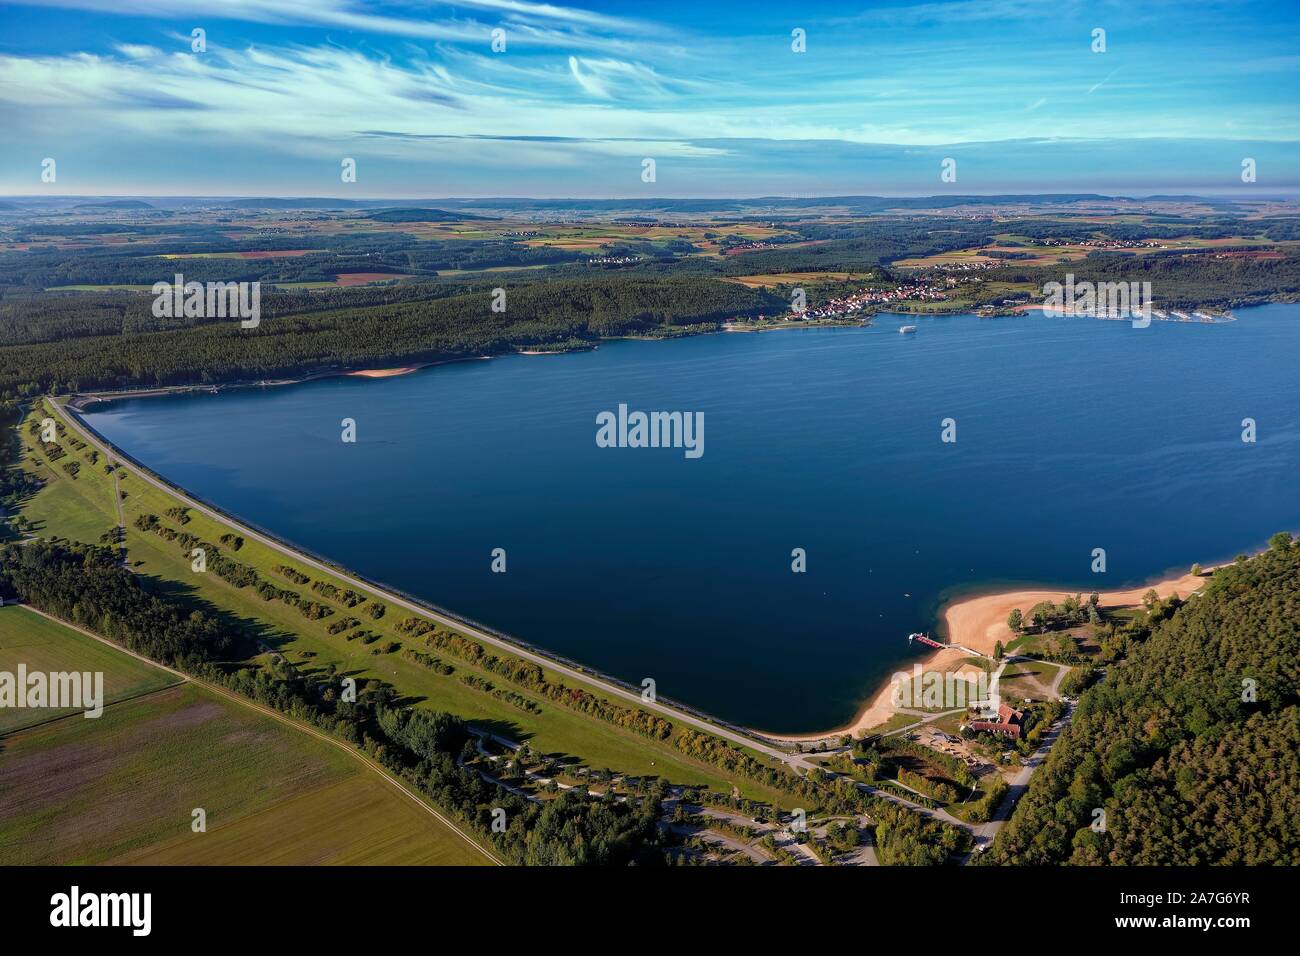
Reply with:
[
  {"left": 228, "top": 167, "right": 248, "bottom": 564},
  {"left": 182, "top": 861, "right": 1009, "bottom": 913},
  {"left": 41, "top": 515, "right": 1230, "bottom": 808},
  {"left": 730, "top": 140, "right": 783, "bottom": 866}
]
[{"left": 908, "top": 632, "right": 946, "bottom": 650}]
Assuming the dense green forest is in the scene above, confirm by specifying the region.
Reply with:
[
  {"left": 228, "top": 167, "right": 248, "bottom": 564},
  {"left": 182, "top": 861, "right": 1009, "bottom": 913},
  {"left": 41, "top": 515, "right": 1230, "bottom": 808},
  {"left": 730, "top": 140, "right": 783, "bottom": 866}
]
[
  {"left": 998, "top": 253, "right": 1300, "bottom": 309},
  {"left": 986, "top": 537, "right": 1300, "bottom": 865},
  {"left": 0, "top": 278, "right": 785, "bottom": 397},
  {"left": 0, "top": 403, "right": 41, "bottom": 508},
  {"left": 0, "top": 236, "right": 583, "bottom": 289}
]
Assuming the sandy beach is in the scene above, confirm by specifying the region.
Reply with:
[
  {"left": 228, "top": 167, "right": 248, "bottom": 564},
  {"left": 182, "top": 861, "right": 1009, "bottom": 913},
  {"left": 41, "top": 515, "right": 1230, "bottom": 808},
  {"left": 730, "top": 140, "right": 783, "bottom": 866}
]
[
  {"left": 346, "top": 367, "right": 422, "bottom": 378},
  {"left": 759, "top": 566, "right": 1209, "bottom": 745},
  {"left": 938, "top": 570, "right": 1206, "bottom": 658}
]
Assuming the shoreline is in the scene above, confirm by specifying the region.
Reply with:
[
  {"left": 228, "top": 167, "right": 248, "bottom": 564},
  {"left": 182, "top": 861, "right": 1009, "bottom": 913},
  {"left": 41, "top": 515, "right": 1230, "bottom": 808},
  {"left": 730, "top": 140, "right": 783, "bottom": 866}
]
[
  {"left": 721, "top": 317, "right": 866, "bottom": 333},
  {"left": 67, "top": 355, "right": 494, "bottom": 408},
  {"left": 62, "top": 325, "right": 857, "bottom": 408},
  {"left": 755, "top": 566, "right": 1214, "bottom": 745},
  {"left": 61, "top": 299, "right": 1261, "bottom": 408}
]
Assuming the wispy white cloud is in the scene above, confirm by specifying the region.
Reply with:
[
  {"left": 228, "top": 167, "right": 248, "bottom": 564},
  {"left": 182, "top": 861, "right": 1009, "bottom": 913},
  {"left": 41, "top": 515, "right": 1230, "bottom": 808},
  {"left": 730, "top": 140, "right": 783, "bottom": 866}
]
[
  {"left": 567, "top": 55, "right": 609, "bottom": 98},
  {"left": 1088, "top": 67, "right": 1121, "bottom": 94},
  {"left": 566, "top": 56, "right": 676, "bottom": 100},
  {"left": 2, "top": 37, "right": 1293, "bottom": 157},
  {"left": 9, "top": 0, "right": 664, "bottom": 48},
  {"left": 113, "top": 43, "right": 161, "bottom": 58},
  {"left": 0, "top": 44, "right": 720, "bottom": 167}
]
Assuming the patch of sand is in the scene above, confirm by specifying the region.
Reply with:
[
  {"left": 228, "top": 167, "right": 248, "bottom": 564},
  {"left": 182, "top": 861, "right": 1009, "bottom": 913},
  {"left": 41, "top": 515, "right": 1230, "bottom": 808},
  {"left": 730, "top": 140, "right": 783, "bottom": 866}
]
[
  {"left": 761, "top": 645, "right": 986, "bottom": 745},
  {"left": 940, "top": 570, "right": 1207, "bottom": 658},
  {"left": 346, "top": 367, "right": 420, "bottom": 378}
]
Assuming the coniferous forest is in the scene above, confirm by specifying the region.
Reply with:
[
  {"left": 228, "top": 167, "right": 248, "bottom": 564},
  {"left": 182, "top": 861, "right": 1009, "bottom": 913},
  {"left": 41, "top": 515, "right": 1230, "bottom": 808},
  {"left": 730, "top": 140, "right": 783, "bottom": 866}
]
[{"left": 986, "top": 537, "right": 1300, "bottom": 865}]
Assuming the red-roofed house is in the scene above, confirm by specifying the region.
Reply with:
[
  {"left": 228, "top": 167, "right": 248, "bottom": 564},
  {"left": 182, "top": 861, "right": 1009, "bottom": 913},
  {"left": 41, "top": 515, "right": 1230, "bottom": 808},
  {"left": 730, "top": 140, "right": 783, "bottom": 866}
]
[{"left": 968, "top": 703, "right": 1027, "bottom": 739}]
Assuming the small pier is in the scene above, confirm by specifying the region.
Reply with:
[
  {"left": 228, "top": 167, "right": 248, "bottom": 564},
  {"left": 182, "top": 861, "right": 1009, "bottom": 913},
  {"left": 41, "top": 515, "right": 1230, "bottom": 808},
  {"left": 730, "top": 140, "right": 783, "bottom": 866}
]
[{"left": 909, "top": 632, "right": 990, "bottom": 659}]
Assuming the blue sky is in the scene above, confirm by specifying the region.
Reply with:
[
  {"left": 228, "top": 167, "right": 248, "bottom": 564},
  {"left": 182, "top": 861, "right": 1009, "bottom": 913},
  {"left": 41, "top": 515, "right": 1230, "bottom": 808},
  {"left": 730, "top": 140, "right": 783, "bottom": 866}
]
[{"left": 1, "top": 0, "right": 1297, "bottom": 197}]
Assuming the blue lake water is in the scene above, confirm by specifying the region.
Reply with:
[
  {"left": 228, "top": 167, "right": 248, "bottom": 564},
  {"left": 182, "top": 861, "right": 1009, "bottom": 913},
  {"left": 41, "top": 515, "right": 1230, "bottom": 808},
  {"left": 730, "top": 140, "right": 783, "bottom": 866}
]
[{"left": 85, "top": 305, "right": 1300, "bottom": 732}]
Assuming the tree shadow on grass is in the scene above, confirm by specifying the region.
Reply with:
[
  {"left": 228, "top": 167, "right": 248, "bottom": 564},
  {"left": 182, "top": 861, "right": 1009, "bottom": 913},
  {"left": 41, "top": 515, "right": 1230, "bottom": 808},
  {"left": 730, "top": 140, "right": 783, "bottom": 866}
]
[
  {"left": 465, "top": 717, "right": 534, "bottom": 747},
  {"left": 135, "top": 572, "right": 295, "bottom": 663}
]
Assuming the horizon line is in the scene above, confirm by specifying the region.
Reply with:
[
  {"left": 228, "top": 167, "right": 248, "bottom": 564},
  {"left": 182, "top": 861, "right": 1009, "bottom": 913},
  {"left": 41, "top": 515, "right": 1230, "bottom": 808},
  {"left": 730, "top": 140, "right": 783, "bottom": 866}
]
[{"left": 3, "top": 191, "right": 1297, "bottom": 202}]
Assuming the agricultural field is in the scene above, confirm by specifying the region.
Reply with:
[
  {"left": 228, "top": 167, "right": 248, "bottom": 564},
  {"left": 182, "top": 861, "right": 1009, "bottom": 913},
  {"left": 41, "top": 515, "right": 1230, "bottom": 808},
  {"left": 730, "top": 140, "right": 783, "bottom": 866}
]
[
  {"left": 724, "top": 271, "right": 876, "bottom": 288},
  {"left": 259, "top": 215, "right": 798, "bottom": 252},
  {"left": 892, "top": 232, "right": 1285, "bottom": 269},
  {"left": 436, "top": 263, "right": 553, "bottom": 276},
  {"left": 269, "top": 272, "right": 414, "bottom": 289},
  {"left": 15, "top": 401, "right": 802, "bottom": 810},
  {"left": 0, "top": 677, "right": 488, "bottom": 865},
  {"left": 155, "top": 250, "right": 316, "bottom": 259},
  {"left": 0, "top": 604, "right": 179, "bottom": 733}
]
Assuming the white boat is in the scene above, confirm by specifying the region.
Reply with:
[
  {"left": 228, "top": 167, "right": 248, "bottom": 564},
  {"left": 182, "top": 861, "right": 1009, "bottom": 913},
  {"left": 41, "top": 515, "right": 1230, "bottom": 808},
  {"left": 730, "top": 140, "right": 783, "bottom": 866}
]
[{"left": 899, "top": 325, "right": 918, "bottom": 334}]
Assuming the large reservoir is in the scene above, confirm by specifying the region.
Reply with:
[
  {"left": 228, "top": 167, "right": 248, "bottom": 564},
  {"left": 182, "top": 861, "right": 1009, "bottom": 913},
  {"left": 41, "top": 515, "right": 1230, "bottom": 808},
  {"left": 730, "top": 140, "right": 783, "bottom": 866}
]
[{"left": 85, "top": 305, "right": 1300, "bottom": 732}]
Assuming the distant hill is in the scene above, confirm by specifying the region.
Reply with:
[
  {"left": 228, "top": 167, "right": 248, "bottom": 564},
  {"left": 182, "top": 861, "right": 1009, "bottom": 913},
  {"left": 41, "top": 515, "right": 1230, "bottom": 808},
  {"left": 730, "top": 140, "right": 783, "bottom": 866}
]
[
  {"left": 182, "top": 194, "right": 1120, "bottom": 217},
  {"left": 367, "top": 207, "right": 490, "bottom": 223},
  {"left": 217, "top": 198, "right": 369, "bottom": 210},
  {"left": 413, "top": 194, "right": 1116, "bottom": 216},
  {"left": 73, "top": 199, "right": 155, "bottom": 210},
  {"left": 1, "top": 194, "right": 1257, "bottom": 219}
]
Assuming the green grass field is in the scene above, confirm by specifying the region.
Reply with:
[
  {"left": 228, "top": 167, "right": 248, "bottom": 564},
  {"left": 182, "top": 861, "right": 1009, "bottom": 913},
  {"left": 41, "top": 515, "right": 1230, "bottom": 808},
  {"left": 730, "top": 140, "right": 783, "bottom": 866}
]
[
  {"left": 0, "top": 605, "right": 179, "bottom": 733},
  {"left": 15, "top": 401, "right": 801, "bottom": 809},
  {"left": 17, "top": 441, "right": 120, "bottom": 546},
  {"left": 866, "top": 711, "right": 925, "bottom": 736},
  {"left": 0, "top": 681, "right": 488, "bottom": 864},
  {"left": 997, "top": 657, "right": 1061, "bottom": 700}
]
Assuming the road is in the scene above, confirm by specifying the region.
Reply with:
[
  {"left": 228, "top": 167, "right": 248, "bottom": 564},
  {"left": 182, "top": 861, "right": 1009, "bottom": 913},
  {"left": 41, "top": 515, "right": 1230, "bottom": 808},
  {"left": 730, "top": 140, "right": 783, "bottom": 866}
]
[
  {"left": 858, "top": 778, "right": 968, "bottom": 829},
  {"left": 20, "top": 604, "right": 503, "bottom": 866},
  {"left": 841, "top": 837, "right": 879, "bottom": 866},
  {"left": 1046, "top": 659, "right": 1071, "bottom": 696},
  {"left": 811, "top": 815, "right": 880, "bottom": 866},
  {"left": 667, "top": 821, "right": 776, "bottom": 865},
  {"left": 971, "top": 700, "right": 1075, "bottom": 852},
  {"left": 56, "top": 398, "right": 795, "bottom": 765}
]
